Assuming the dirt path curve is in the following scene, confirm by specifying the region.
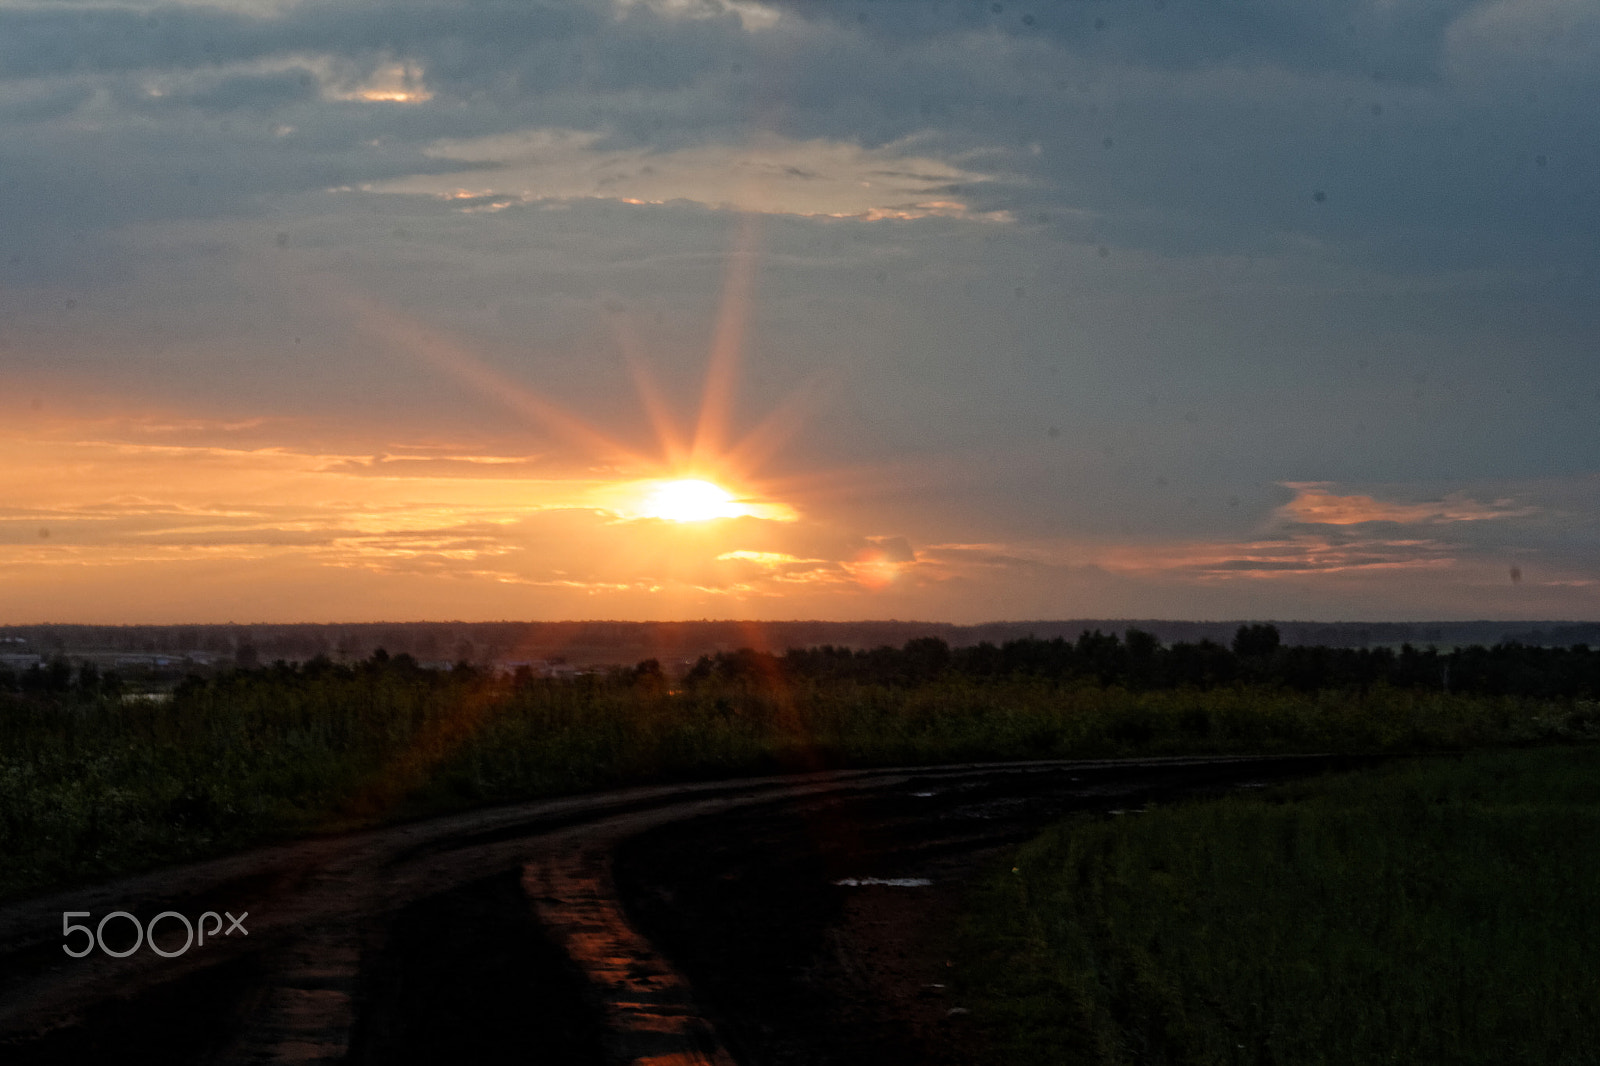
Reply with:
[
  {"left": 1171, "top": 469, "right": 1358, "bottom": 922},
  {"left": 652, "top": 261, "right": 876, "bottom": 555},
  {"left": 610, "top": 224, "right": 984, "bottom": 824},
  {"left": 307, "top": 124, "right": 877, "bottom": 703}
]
[{"left": 0, "top": 755, "right": 1343, "bottom": 1065}]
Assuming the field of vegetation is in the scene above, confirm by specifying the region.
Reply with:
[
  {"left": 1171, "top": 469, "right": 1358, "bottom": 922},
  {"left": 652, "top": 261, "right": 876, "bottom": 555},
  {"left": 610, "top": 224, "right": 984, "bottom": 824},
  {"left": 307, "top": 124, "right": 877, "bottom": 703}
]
[
  {"left": 958, "top": 745, "right": 1600, "bottom": 1065},
  {"left": 2, "top": 628, "right": 1598, "bottom": 902}
]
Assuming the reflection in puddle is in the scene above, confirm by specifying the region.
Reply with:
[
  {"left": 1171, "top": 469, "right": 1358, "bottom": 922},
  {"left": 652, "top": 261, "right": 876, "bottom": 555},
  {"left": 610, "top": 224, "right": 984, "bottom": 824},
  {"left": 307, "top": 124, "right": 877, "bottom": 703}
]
[{"left": 832, "top": 877, "right": 932, "bottom": 887}]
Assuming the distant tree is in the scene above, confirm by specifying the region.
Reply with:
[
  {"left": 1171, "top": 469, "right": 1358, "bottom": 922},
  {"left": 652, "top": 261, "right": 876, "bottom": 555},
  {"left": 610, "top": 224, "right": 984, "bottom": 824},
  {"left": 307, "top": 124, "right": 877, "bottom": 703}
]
[
  {"left": 1124, "top": 628, "right": 1162, "bottom": 688},
  {"left": 685, "top": 655, "right": 714, "bottom": 684},
  {"left": 715, "top": 648, "right": 772, "bottom": 683},
  {"left": 1232, "top": 624, "right": 1281, "bottom": 659},
  {"left": 901, "top": 637, "right": 951, "bottom": 681},
  {"left": 1075, "top": 630, "right": 1126, "bottom": 685},
  {"left": 46, "top": 658, "right": 73, "bottom": 692},
  {"left": 76, "top": 661, "right": 100, "bottom": 695},
  {"left": 631, "top": 658, "right": 667, "bottom": 693},
  {"left": 1167, "top": 639, "right": 1237, "bottom": 688},
  {"left": 1125, "top": 628, "right": 1160, "bottom": 659},
  {"left": 234, "top": 642, "right": 259, "bottom": 668},
  {"left": 20, "top": 663, "right": 46, "bottom": 694}
]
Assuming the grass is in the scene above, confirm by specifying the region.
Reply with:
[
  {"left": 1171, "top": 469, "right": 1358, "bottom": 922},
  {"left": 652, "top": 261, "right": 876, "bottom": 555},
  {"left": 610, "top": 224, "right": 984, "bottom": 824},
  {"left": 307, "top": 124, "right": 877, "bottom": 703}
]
[
  {"left": 2, "top": 662, "right": 1598, "bottom": 902},
  {"left": 958, "top": 745, "right": 1600, "bottom": 1065}
]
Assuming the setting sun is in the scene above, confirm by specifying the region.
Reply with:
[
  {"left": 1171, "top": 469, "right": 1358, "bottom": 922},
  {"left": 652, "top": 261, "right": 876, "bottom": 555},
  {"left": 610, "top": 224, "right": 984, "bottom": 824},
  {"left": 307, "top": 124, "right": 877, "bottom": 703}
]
[
  {"left": 639, "top": 479, "right": 745, "bottom": 522},
  {"left": 585, "top": 475, "right": 800, "bottom": 526}
]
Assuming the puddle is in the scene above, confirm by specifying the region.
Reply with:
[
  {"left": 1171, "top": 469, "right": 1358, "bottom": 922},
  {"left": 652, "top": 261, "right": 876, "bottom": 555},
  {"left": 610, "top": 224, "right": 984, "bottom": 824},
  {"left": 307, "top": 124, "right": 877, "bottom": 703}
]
[
  {"left": 911, "top": 791, "right": 937, "bottom": 798},
  {"left": 831, "top": 877, "right": 932, "bottom": 888}
]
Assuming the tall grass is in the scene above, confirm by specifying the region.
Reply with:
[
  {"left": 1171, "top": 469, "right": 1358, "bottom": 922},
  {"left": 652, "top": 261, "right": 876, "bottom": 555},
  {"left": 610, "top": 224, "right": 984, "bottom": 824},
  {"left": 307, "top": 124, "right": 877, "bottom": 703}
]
[
  {"left": 2, "top": 663, "right": 1597, "bottom": 902},
  {"left": 960, "top": 745, "right": 1600, "bottom": 1065}
]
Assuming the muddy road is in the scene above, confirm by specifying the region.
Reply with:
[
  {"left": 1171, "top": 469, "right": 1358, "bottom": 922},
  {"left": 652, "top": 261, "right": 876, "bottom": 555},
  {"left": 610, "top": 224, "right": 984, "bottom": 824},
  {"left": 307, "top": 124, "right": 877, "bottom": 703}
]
[{"left": 0, "top": 755, "right": 1359, "bottom": 1065}]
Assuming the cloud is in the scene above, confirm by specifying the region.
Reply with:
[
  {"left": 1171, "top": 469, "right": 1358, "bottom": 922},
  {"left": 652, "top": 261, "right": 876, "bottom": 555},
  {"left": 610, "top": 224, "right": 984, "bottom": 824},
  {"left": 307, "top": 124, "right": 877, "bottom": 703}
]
[
  {"left": 615, "top": 0, "right": 781, "bottom": 32},
  {"left": 318, "top": 454, "right": 562, "bottom": 479},
  {"left": 1277, "top": 484, "right": 1539, "bottom": 526},
  {"left": 363, "top": 129, "right": 1013, "bottom": 222},
  {"left": 4, "top": 0, "right": 1596, "bottom": 282},
  {"left": 1097, "top": 534, "right": 1459, "bottom": 580}
]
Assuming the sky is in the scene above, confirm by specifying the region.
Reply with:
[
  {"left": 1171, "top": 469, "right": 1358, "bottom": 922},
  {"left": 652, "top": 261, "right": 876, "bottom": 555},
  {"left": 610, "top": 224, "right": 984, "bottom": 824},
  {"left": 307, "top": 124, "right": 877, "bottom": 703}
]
[{"left": 1, "top": 0, "right": 1597, "bottom": 624}]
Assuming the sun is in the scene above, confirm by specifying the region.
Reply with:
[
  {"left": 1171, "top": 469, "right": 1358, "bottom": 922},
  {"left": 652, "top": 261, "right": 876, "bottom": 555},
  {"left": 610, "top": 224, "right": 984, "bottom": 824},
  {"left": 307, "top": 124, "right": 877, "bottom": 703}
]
[
  {"left": 639, "top": 478, "right": 745, "bottom": 522},
  {"left": 593, "top": 475, "right": 798, "bottom": 524}
]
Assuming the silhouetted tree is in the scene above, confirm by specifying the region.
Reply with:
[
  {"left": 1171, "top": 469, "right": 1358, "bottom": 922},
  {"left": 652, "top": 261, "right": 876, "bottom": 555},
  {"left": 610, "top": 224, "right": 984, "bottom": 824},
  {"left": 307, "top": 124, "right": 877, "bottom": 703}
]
[{"left": 1232, "top": 624, "right": 1281, "bottom": 659}]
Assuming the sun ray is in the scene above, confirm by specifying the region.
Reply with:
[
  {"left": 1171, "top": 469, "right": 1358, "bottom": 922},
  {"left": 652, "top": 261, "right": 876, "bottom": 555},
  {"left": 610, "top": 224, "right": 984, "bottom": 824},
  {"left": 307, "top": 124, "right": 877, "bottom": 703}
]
[
  {"left": 329, "top": 208, "right": 826, "bottom": 533},
  {"left": 719, "top": 371, "right": 834, "bottom": 481},
  {"left": 612, "top": 318, "right": 690, "bottom": 470},
  {"left": 342, "top": 294, "right": 653, "bottom": 471},
  {"left": 690, "top": 213, "right": 762, "bottom": 468}
]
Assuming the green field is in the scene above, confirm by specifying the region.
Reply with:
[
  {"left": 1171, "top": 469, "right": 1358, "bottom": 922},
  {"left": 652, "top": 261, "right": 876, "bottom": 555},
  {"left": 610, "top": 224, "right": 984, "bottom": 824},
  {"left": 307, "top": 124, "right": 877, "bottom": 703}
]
[
  {"left": 2, "top": 654, "right": 1598, "bottom": 902},
  {"left": 959, "top": 745, "right": 1600, "bottom": 1065}
]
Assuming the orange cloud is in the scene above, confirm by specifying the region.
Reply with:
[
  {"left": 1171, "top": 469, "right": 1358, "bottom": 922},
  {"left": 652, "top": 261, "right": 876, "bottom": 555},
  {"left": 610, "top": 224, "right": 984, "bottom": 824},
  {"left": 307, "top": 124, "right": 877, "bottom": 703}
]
[
  {"left": 1095, "top": 535, "right": 1458, "bottom": 580},
  {"left": 1277, "top": 483, "right": 1537, "bottom": 526},
  {"left": 0, "top": 418, "right": 939, "bottom": 620}
]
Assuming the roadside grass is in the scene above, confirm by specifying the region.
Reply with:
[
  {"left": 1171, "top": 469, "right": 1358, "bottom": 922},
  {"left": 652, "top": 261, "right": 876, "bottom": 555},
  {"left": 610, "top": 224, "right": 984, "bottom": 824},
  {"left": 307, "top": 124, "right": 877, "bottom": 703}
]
[
  {"left": 3, "top": 665, "right": 1598, "bottom": 902},
  {"left": 958, "top": 745, "right": 1600, "bottom": 1066}
]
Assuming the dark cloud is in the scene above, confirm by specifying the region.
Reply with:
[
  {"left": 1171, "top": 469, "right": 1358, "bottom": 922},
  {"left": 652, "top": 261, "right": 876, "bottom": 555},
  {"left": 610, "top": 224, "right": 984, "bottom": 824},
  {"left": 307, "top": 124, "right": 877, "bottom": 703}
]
[
  {"left": 167, "top": 68, "right": 323, "bottom": 112},
  {"left": 0, "top": 1, "right": 595, "bottom": 79},
  {"left": 771, "top": 0, "right": 1473, "bottom": 82},
  {"left": 2, "top": 0, "right": 1595, "bottom": 283}
]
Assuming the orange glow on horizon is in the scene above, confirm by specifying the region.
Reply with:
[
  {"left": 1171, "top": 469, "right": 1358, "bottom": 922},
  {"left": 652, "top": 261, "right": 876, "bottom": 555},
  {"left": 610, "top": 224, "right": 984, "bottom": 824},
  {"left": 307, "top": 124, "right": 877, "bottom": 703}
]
[{"left": 0, "top": 211, "right": 961, "bottom": 621}]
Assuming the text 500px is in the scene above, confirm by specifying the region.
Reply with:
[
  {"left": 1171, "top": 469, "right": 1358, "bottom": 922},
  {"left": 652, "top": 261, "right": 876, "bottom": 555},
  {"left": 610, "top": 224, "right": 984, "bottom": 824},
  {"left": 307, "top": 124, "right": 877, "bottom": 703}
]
[{"left": 62, "top": 910, "right": 248, "bottom": 958}]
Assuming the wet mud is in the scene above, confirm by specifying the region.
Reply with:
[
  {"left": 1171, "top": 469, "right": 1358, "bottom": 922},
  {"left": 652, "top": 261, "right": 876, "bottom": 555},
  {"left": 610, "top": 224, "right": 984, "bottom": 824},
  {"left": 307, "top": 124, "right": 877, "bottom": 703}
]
[
  {"left": 614, "top": 759, "right": 1360, "bottom": 1065},
  {"left": 348, "top": 870, "right": 608, "bottom": 1066}
]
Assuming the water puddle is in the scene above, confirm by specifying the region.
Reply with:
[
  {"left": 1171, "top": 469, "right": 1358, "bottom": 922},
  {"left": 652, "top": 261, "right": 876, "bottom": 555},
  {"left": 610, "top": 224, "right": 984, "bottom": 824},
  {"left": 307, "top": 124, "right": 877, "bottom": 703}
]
[{"left": 831, "top": 877, "right": 932, "bottom": 887}]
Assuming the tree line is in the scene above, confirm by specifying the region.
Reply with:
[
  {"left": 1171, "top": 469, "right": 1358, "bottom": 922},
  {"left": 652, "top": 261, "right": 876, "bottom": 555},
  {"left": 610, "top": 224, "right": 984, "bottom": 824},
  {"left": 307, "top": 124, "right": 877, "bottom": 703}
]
[
  {"left": 685, "top": 625, "right": 1600, "bottom": 699},
  {"left": 4, "top": 625, "right": 1599, "bottom": 703}
]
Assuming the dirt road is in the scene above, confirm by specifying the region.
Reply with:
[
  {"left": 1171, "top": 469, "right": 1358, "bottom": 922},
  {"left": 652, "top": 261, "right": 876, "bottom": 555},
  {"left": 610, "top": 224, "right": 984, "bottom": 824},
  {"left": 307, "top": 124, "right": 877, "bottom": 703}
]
[{"left": 0, "top": 755, "right": 1357, "bottom": 1064}]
